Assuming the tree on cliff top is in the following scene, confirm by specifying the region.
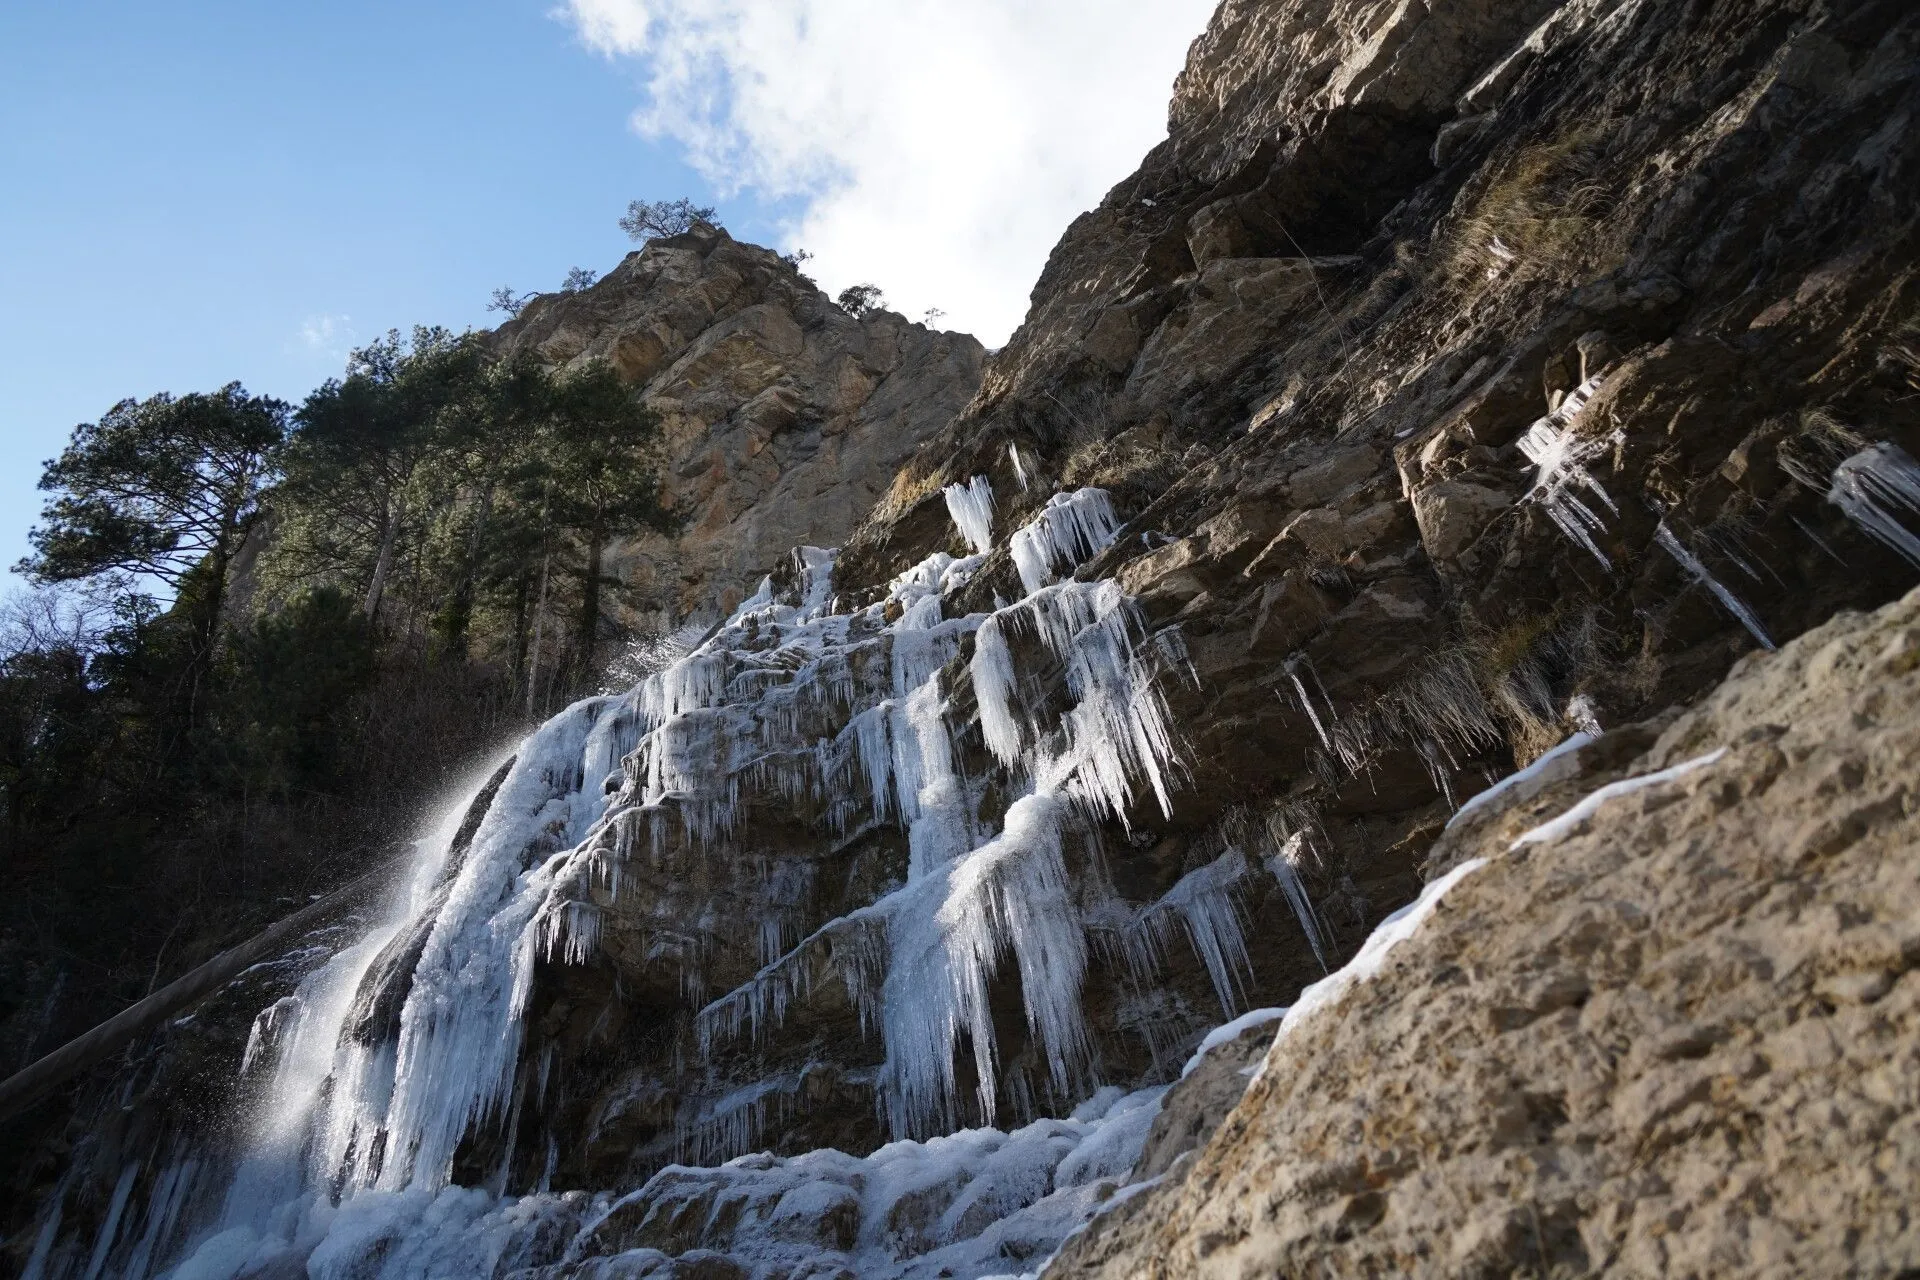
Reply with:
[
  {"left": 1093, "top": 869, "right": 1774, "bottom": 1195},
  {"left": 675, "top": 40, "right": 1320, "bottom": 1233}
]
[{"left": 619, "top": 197, "right": 717, "bottom": 241}]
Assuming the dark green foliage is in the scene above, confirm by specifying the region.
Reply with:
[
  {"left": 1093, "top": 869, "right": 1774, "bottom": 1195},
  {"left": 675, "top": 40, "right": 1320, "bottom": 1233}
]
[
  {"left": 536, "top": 359, "right": 678, "bottom": 675},
  {"left": 214, "top": 588, "right": 377, "bottom": 796},
  {"left": 487, "top": 286, "right": 530, "bottom": 317},
  {"left": 619, "top": 197, "right": 717, "bottom": 241},
  {"left": 836, "top": 283, "right": 885, "bottom": 317},
  {"left": 19, "top": 383, "right": 287, "bottom": 665},
  {"left": 0, "top": 328, "right": 679, "bottom": 1091}
]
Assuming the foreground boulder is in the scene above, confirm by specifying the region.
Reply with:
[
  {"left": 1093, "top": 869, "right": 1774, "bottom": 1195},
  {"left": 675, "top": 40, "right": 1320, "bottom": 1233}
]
[{"left": 1049, "top": 586, "right": 1920, "bottom": 1277}]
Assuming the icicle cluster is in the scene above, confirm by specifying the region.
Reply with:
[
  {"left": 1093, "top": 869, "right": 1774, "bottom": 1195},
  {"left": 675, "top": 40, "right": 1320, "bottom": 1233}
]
[
  {"left": 130, "top": 479, "right": 1234, "bottom": 1280},
  {"left": 943, "top": 475, "right": 997, "bottom": 555},
  {"left": 1010, "top": 488, "right": 1123, "bottom": 594},
  {"left": 1653, "top": 522, "right": 1775, "bottom": 650},
  {"left": 1517, "top": 376, "right": 1619, "bottom": 567},
  {"left": 1828, "top": 441, "right": 1920, "bottom": 568}
]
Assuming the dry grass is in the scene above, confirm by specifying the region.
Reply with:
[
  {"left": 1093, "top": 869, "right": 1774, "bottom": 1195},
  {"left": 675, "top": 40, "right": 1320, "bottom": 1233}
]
[
  {"left": 1441, "top": 128, "right": 1619, "bottom": 294},
  {"left": 1778, "top": 406, "right": 1869, "bottom": 492},
  {"left": 868, "top": 464, "right": 946, "bottom": 526}
]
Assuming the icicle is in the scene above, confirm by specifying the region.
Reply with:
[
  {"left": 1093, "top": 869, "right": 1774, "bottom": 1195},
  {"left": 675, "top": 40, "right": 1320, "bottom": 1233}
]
[
  {"left": 1008, "top": 442, "right": 1032, "bottom": 491},
  {"left": 1264, "top": 834, "right": 1330, "bottom": 973},
  {"left": 881, "top": 792, "right": 1092, "bottom": 1137},
  {"left": 1654, "top": 523, "right": 1775, "bottom": 650},
  {"left": 1517, "top": 376, "right": 1618, "bottom": 567},
  {"left": 1828, "top": 441, "right": 1920, "bottom": 568},
  {"left": 969, "top": 614, "right": 1026, "bottom": 768},
  {"left": 1009, "top": 489, "right": 1122, "bottom": 594},
  {"left": 1123, "top": 850, "right": 1255, "bottom": 1015},
  {"left": 1284, "top": 657, "right": 1334, "bottom": 751},
  {"left": 943, "top": 475, "right": 996, "bottom": 554}
]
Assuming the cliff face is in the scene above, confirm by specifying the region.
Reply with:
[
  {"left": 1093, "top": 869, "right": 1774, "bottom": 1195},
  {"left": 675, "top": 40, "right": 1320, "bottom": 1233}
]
[
  {"left": 494, "top": 227, "right": 986, "bottom": 622},
  {"left": 10, "top": 0, "right": 1920, "bottom": 1277},
  {"left": 844, "top": 0, "right": 1919, "bottom": 1040},
  {"left": 1048, "top": 584, "right": 1920, "bottom": 1278}
]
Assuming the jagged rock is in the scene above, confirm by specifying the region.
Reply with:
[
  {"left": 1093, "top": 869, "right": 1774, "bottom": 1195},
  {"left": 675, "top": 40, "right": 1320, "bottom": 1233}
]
[
  {"left": 1045, "top": 587, "right": 1920, "bottom": 1278},
  {"left": 1410, "top": 477, "right": 1512, "bottom": 561},
  {"left": 494, "top": 226, "right": 985, "bottom": 620}
]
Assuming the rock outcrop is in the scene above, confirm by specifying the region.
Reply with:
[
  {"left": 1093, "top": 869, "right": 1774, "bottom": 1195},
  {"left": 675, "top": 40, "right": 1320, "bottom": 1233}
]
[
  {"left": 10, "top": 0, "right": 1920, "bottom": 1276},
  {"left": 842, "top": 0, "right": 1920, "bottom": 1078},
  {"left": 1047, "top": 584, "right": 1920, "bottom": 1279},
  {"left": 494, "top": 227, "right": 985, "bottom": 622}
]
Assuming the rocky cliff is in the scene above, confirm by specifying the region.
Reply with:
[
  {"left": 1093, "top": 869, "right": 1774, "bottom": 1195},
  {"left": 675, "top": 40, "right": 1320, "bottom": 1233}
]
[
  {"left": 1048, "top": 584, "right": 1920, "bottom": 1278},
  {"left": 493, "top": 227, "right": 985, "bottom": 623},
  {"left": 8, "top": 0, "right": 1919, "bottom": 1277}
]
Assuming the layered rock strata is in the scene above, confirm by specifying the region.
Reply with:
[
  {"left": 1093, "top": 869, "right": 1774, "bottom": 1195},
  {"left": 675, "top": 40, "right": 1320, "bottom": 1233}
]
[{"left": 494, "top": 227, "right": 985, "bottom": 622}]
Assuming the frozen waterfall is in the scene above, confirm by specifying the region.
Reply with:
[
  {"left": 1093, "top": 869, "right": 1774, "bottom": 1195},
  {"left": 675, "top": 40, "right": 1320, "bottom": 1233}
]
[{"left": 70, "top": 488, "right": 1288, "bottom": 1280}]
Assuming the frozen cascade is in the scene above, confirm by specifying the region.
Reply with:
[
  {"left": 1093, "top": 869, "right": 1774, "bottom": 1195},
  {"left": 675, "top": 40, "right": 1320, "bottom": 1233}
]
[
  {"left": 1517, "top": 375, "right": 1619, "bottom": 567},
  {"left": 943, "top": 475, "right": 997, "bottom": 554},
  {"left": 77, "top": 490, "right": 1240, "bottom": 1280},
  {"left": 1828, "top": 441, "right": 1920, "bottom": 568},
  {"left": 1009, "top": 488, "right": 1123, "bottom": 594},
  {"left": 1653, "top": 523, "right": 1776, "bottom": 650},
  {"left": 1122, "top": 849, "right": 1256, "bottom": 1015}
]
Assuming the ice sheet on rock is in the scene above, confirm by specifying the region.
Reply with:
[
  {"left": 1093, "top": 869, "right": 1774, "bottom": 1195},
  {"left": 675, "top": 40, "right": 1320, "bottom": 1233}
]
[
  {"left": 1009, "top": 489, "right": 1122, "bottom": 594},
  {"left": 1446, "top": 730, "right": 1597, "bottom": 830},
  {"left": 1510, "top": 748, "right": 1726, "bottom": 849},
  {"left": 1181, "top": 1007, "right": 1287, "bottom": 1078},
  {"left": 540, "top": 1085, "right": 1166, "bottom": 1280},
  {"left": 1518, "top": 375, "right": 1618, "bottom": 567},
  {"left": 1654, "top": 524, "right": 1775, "bottom": 650},
  {"left": 1254, "top": 856, "right": 1492, "bottom": 1084},
  {"left": 944, "top": 476, "right": 997, "bottom": 554},
  {"left": 1828, "top": 441, "right": 1920, "bottom": 568}
]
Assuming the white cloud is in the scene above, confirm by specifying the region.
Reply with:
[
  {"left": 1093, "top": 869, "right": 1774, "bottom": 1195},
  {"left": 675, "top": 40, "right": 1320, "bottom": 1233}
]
[
  {"left": 561, "top": 0, "right": 1217, "bottom": 345},
  {"left": 297, "top": 313, "right": 357, "bottom": 360}
]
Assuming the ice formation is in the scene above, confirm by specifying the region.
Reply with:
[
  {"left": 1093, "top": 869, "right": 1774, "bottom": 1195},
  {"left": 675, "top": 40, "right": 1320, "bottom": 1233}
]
[
  {"left": 1510, "top": 748, "right": 1727, "bottom": 848},
  {"left": 1446, "top": 730, "right": 1597, "bottom": 829},
  {"left": 1009, "top": 489, "right": 1123, "bottom": 594},
  {"left": 1653, "top": 523, "right": 1775, "bottom": 650},
  {"left": 1264, "top": 834, "right": 1331, "bottom": 973},
  {"left": 34, "top": 489, "right": 1301, "bottom": 1280},
  {"left": 1828, "top": 441, "right": 1920, "bottom": 568},
  {"left": 1121, "top": 849, "right": 1256, "bottom": 1015},
  {"left": 1517, "top": 375, "right": 1619, "bottom": 567},
  {"left": 1253, "top": 855, "right": 1492, "bottom": 1086},
  {"left": 943, "top": 475, "right": 997, "bottom": 555}
]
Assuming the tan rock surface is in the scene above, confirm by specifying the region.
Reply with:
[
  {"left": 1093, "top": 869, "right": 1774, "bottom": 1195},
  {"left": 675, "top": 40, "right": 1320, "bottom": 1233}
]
[
  {"left": 1047, "top": 588, "right": 1920, "bottom": 1277},
  {"left": 495, "top": 226, "right": 984, "bottom": 621}
]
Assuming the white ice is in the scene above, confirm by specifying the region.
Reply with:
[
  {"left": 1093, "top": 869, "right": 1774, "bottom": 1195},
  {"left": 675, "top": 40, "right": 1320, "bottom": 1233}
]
[
  {"left": 1509, "top": 748, "right": 1726, "bottom": 849},
  {"left": 944, "top": 476, "right": 997, "bottom": 555},
  {"left": 1517, "top": 375, "right": 1619, "bottom": 567},
  {"left": 1653, "top": 524, "right": 1775, "bottom": 650},
  {"left": 1828, "top": 441, "right": 1920, "bottom": 568}
]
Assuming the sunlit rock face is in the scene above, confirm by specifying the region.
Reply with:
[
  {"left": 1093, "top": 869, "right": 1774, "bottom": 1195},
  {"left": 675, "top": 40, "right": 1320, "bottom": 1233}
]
[
  {"left": 494, "top": 226, "right": 987, "bottom": 623},
  {"left": 13, "top": 0, "right": 1920, "bottom": 1276}
]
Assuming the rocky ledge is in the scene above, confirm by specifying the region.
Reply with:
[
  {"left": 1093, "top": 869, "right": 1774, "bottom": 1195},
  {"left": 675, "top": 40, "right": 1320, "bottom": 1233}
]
[{"left": 1050, "top": 585, "right": 1920, "bottom": 1277}]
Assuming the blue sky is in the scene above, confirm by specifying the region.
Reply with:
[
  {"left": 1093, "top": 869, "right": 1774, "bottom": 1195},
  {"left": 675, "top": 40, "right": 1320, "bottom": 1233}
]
[
  {"left": 1, "top": 0, "right": 1214, "bottom": 587},
  {"left": 0, "top": 1, "right": 766, "bottom": 579}
]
